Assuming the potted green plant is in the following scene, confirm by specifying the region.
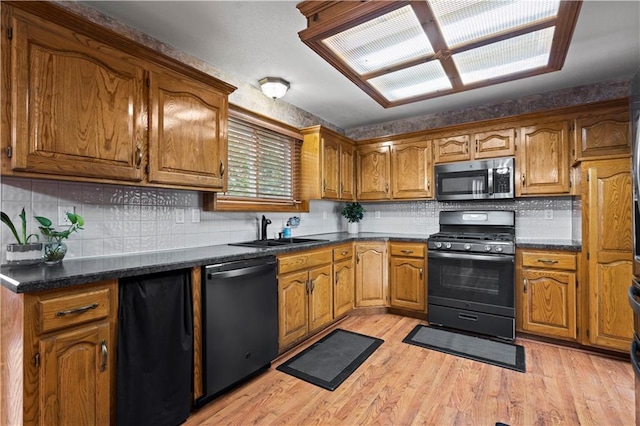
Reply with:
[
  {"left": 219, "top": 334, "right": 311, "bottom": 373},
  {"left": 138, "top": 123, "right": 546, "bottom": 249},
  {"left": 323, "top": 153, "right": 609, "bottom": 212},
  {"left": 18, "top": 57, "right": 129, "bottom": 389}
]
[
  {"left": 1, "top": 208, "right": 43, "bottom": 265},
  {"left": 341, "top": 202, "right": 365, "bottom": 234},
  {"left": 35, "top": 212, "right": 84, "bottom": 265}
]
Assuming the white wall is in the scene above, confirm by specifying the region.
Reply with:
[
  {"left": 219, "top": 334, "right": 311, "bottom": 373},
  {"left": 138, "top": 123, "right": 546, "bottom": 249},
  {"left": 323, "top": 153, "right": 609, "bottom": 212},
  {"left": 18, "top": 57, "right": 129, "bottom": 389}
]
[{"left": 1, "top": 176, "right": 578, "bottom": 263}]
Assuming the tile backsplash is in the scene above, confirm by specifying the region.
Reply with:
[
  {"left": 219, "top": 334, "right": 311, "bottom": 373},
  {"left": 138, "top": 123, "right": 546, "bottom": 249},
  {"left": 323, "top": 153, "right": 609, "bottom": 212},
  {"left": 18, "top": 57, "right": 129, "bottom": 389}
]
[{"left": 0, "top": 177, "right": 579, "bottom": 262}]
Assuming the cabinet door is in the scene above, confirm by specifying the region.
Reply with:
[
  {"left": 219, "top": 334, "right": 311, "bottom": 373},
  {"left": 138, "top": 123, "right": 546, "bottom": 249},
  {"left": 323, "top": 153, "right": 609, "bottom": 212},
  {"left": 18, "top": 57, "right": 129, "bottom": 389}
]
[
  {"left": 391, "top": 141, "right": 432, "bottom": 199},
  {"left": 10, "top": 9, "right": 145, "bottom": 182},
  {"left": 148, "top": 68, "right": 228, "bottom": 189},
  {"left": 39, "top": 322, "right": 111, "bottom": 426},
  {"left": 355, "top": 243, "right": 388, "bottom": 307},
  {"left": 321, "top": 137, "right": 340, "bottom": 199},
  {"left": 308, "top": 264, "right": 333, "bottom": 332},
  {"left": 434, "top": 134, "right": 471, "bottom": 163},
  {"left": 574, "top": 111, "right": 630, "bottom": 161},
  {"left": 340, "top": 142, "right": 356, "bottom": 200},
  {"left": 518, "top": 121, "right": 570, "bottom": 196},
  {"left": 389, "top": 257, "right": 425, "bottom": 312},
  {"left": 356, "top": 146, "right": 391, "bottom": 200},
  {"left": 522, "top": 269, "right": 576, "bottom": 340},
  {"left": 584, "top": 158, "right": 633, "bottom": 351},
  {"left": 278, "top": 271, "right": 309, "bottom": 349},
  {"left": 473, "top": 128, "right": 515, "bottom": 159},
  {"left": 334, "top": 258, "right": 354, "bottom": 317}
]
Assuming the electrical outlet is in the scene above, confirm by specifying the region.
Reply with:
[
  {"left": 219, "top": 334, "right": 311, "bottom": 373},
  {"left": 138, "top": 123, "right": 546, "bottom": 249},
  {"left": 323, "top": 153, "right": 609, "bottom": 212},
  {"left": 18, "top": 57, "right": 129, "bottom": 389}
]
[
  {"left": 322, "top": 211, "right": 327, "bottom": 220},
  {"left": 175, "top": 208, "right": 185, "bottom": 224},
  {"left": 375, "top": 211, "right": 381, "bottom": 219},
  {"left": 58, "top": 206, "right": 75, "bottom": 226},
  {"left": 191, "top": 208, "right": 201, "bottom": 223},
  {"left": 544, "top": 209, "right": 553, "bottom": 220}
]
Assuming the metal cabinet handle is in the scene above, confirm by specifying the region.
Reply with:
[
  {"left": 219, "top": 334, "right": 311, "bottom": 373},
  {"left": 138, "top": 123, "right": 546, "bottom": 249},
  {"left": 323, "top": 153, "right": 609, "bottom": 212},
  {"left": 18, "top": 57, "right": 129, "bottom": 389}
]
[
  {"left": 401, "top": 250, "right": 414, "bottom": 254},
  {"left": 426, "top": 179, "right": 430, "bottom": 192},
  {"left": 335, "top": 271, "right": 339, "bottom": 284},
  {"left": 475, "top": 140, "right": 479, "bottom": 152},
  {"left": 310, "top": 278, "right": 315, "bottom": 293},
  {"left": 419, "top": 268, "right": 423, "bottom": 280},
  {"left": 56, "top": 302, "right": 99, "bottom": 317},
  {"left": 135, "top": 145, "right": 142, "bottom": 168},
  {"left": 341, "top": 251, "right": 348, "bottom": 255},
  {"left": 100, "top": 340, "right": 108, "bottom": 372},
  {"left": 219, "top": 161, "right": 225, "bottom": 177},
  {"left": 323, "top": 180, "right": 327, "bottom": 191},
  {"left": 522, "top": 174, "right": 526, "bottom": 186},
  {"left": 523, "top": 278, "right": 528, "bottom": 294},
  {"left": 305, "top": 279, "right": 310, "bottom": 294},
  {"left": 537, "top": 259, "right": 559, "bottom": 264},
  {"left": 385, "top": 183, "right": 389, "bottom": 193},
  {"left": 357, "top": 253, "right": 360, "bottom": 264}
]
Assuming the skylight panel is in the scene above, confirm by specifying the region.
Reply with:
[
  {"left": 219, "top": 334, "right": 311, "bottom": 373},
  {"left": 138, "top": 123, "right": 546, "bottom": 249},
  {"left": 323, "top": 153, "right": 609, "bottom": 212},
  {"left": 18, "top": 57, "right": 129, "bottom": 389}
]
[
  {"left": 453, "top": 27, "right": 555, "bottom": 85},
  {"left": 322, "top": 5, "right": 435, "bottom": 75},
  {"left": 368, "top": 61, "right": 452, "bottom": 101},
  {"left": 430, "top": 0, "right": 561, "bottom": 48}
]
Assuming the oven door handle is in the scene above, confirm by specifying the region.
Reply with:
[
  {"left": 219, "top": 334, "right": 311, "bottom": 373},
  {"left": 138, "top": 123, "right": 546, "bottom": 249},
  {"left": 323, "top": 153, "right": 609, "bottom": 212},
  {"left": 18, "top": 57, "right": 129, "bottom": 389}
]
[{"left": 428, "top": 251, "right": 514, "bottom": 263}]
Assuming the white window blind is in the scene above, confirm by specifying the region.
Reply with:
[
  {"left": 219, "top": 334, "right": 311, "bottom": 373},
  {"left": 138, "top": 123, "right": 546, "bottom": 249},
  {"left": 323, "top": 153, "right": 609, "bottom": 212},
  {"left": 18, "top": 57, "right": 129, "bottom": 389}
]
[{"left": 225, "top": 116, "right": 302, "bottom": 203}]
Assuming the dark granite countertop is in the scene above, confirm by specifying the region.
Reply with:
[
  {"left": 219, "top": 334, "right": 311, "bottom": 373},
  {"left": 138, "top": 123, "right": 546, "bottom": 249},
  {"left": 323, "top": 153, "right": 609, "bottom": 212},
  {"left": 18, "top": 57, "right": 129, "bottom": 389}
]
[
  {"left": 0, "top": 232, "right": 430, "bottom": 293},
  {"left": 1, "top": 232, "right": 581, "bottom": 293}
]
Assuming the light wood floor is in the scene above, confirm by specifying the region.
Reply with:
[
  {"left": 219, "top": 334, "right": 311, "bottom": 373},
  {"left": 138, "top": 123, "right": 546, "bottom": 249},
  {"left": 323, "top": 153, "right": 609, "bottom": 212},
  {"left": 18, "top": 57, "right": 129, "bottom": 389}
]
[{"left": 185, "top": 314, "right": 634, "bottom": 426}]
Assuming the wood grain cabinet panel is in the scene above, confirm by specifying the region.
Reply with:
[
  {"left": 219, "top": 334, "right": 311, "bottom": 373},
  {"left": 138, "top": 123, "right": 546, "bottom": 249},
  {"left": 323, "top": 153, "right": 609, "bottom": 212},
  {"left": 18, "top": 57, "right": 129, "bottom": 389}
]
[
  {"left": 355, "top": 242, "right": 388, "bottom": 307},
  {"left": 391, "top": 141, "right": 432, "bottom": 199},
  {"left": 583, "top": 158, "right": 633, "bottom": 352},
  {"left": 434, "top": 134, "right": 471, "bottom": 163},
  {"left": 389, "top": 257, "right": 426, "bottom": 312},
  {"left": 356, "top": 146, "right": 391, "bottom": 200},
  {"left": 473, "top": 128, "right": 516, "bottom": 159},
  {"left": 148, "top": 67, "right": 228, "bottom": 190},
  {"left": 277, "top": 248, "right": 334, "bottom": 350},
  {"left": 8, "top": 7, "right": 146, "bottom": 182},
  {"left": 333, "top": 244, "right": 354, "bottom": 318},
  {"left": 517, "top": 120, "right": 570, "bottom": 196},
  {"left": 573, "top": 109, "right": 630, "bottom": 162},
  {"left": 322, "top": 137, "right": 341, "bottom": 199}
]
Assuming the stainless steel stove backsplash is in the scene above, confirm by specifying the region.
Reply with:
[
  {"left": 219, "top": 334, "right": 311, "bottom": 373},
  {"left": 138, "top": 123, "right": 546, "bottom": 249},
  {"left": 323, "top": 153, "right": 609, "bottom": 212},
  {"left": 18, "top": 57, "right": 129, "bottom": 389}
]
[{"left": 1, "top": 176, "right": 578, "bottom": 262}]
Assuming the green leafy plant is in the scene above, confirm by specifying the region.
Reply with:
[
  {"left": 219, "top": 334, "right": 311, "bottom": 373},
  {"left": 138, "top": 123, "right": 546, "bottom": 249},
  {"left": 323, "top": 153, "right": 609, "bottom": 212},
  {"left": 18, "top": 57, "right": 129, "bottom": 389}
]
[
  {"left": 341, "top": 202, "right": 365, "bottom": 223},
  {"left": 1, "top": 208, "right": 39, "bottom": 245},
  {"left": 35, "top": 212, "right": 84, "bottom": 242}
]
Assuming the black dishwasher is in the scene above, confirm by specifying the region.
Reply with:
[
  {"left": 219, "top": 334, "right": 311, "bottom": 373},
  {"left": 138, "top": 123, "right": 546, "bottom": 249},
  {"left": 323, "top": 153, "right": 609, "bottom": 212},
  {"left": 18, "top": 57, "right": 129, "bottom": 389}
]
[{"left": 197, "top": 256, "right": 278, "bottom": 407}]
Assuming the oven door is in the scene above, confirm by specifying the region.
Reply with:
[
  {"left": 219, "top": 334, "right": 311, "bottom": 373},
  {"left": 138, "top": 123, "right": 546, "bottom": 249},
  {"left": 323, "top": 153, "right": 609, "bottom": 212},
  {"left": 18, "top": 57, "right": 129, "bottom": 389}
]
[{"left": 428, "top": 251, "right": 515, "bottom": 317}]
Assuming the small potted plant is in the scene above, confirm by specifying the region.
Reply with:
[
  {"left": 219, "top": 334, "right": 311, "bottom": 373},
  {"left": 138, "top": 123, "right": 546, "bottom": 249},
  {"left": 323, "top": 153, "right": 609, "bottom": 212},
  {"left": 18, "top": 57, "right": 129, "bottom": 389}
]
[
  {"left": 1, "top": 208, "right": 42, "bottom": 265},
  {"left": 341, "top": 202, "right": 365, "bottom": 234},
  {"left": 35, "top": 212, "right": 84, "bottom": 265}
]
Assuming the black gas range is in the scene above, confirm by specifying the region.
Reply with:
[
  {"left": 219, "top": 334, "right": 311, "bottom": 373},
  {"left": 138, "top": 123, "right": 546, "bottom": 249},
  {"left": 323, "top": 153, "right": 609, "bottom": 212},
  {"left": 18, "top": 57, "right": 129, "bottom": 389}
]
[{"left": 427, "top": 210, "right": 516, "bottom": 340}]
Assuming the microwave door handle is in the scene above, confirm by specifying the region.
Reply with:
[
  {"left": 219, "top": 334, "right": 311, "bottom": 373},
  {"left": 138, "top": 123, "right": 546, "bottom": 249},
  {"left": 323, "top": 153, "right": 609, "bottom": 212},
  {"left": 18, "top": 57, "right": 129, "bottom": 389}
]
[{"left": 487, "top": 168, "right": 494, "bottom": 195}]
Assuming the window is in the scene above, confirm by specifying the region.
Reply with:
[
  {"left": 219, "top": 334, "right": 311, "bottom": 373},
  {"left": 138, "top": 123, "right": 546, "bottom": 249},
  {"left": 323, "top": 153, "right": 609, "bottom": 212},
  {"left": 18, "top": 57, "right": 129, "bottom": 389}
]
[{"left": 212, "top": 106, "right": 304, "bottom": 212}]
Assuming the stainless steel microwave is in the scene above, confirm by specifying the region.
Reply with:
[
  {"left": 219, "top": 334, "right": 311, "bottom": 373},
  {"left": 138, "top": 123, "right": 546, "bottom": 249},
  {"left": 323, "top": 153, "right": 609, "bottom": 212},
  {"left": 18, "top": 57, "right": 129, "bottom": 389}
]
[{"left": 435, "top": 157, "right": 515, "bottom": 201}]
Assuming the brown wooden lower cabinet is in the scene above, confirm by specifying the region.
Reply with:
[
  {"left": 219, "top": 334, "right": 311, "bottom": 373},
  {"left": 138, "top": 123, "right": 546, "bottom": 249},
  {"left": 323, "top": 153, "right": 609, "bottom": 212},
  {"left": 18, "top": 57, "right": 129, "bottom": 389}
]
[
  {"left": 277, "top": 248, "right": 334, "bottom": 351},
  {"left": 355, "top": 242, "right": 388, "bottom": 307},
  {"left": 333, "top": 244, "right": 355, "bottom": 318},
  {"left": 1, "top": 280, "right": 118, "bottom": 426},
  {"left": 517, "top": 249, "right": 578, "bottom": 341},
  {"left": 389, "top": 242, "right": 426, "bottom": 312}
]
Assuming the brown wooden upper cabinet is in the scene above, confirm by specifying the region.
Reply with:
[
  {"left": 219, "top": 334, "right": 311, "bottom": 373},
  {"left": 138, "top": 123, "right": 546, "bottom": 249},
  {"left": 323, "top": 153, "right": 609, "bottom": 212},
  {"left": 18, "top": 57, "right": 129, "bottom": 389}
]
[
  {"left": 356, "top": 145, "right": 391, "bottom": 200},
  {"left": 572, "top": 107, "right": 630, "bottom": 164},
  {"left": 516, "top": 120, "right": 570, "bottom": 196},
  {"left": 148, "top": 67, "right": 228, "bottom": 190},
  {"left": 434, "top": 127, "right": 515, "bottom": 163},
  {"left": 1, "top": 2, "right": 235, "bottom": 191},
  {"left": 301, "top": 126, "right": 355, "bottom": 201},
  {"left": 391, "top": 139, "right": 433, "bottom": 199}
]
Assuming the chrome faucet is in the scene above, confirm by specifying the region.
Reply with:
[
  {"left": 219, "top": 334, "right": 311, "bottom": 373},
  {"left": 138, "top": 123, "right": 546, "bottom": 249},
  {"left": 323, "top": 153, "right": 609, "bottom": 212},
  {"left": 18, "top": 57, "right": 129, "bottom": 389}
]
[{"left": 260, "top": 215, "right": 272, "bottom": 240}]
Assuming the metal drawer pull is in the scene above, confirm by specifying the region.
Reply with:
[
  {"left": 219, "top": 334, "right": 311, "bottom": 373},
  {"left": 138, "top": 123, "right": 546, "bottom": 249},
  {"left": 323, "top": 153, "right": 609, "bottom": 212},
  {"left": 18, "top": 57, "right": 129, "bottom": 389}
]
[
  {"left": 537, "top": 259, "right": 559, "bottom": 264},
  {"left": 219, "top": 161, "right": 225, "bottom": 177},
  {"left": 400, "top": 250, "right": 414, "bottom": 254},
  {"left": 135, "top": 145, "right": 143, "bottom": 168},
  {"left": 523, "top": 278, "right": 528, "bottom": 293},
  {"left": 56, "top": 302, "right": 99, "bottom": 317},
  {"left": 458, "top": 313, "right": 478, "bottom": 321},
  {"left": 101, "top": 340, "right": 108, "bottom": 372},
  {"left": 419, "top": 268, "right": 423, "bottom": 280},
  {"left": 341, "top": 251, "right": 348, "bottom": 255}
]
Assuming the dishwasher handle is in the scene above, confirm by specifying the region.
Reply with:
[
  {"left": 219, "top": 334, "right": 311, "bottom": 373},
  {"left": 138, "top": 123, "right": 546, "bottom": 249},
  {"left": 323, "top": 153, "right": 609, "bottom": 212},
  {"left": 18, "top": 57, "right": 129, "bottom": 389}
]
[{"left": 206, "top": 262, "right": 275, "bottom": 280}]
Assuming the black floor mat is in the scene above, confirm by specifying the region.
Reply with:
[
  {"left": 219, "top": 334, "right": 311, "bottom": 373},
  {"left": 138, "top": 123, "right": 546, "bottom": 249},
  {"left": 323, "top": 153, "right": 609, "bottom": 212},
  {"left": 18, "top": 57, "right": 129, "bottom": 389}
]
[
  {"left": 403, "top": 325, "right": 525, "bottom": 373},
  {"left": 276, "top": 329, "right": 383, "bottom": 391}
]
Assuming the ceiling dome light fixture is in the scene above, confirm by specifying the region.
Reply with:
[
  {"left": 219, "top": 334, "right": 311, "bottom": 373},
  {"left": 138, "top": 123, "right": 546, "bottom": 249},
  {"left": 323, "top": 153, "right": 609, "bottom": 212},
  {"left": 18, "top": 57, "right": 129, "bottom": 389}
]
[{"left": 259, "top": 77, "right": 290, "bottom": 99}]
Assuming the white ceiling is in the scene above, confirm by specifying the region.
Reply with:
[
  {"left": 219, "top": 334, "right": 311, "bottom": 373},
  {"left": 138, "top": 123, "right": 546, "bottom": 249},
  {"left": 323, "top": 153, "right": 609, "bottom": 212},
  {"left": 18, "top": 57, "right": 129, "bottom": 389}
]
[{"left": 83, "top": 1, "right": 640, "bottom": 131}]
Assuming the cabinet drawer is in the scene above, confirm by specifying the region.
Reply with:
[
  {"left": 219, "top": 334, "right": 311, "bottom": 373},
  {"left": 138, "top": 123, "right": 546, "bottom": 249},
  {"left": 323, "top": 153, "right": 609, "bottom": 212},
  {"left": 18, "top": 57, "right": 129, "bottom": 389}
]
[
  {"left": 521, "top": 251, "right": 576, "bottom": 271},
  {"left": 333, "top": 245, "right": 354, "bottom": 261},
  {"left": 278, "top": 249, "right": 333, "bottom": 274},
  {"left": 37, "top": 288, "right": 112, "bottom": 335},
  {"left": 390, "top": 243, "right": 425, "bottom": 258}
]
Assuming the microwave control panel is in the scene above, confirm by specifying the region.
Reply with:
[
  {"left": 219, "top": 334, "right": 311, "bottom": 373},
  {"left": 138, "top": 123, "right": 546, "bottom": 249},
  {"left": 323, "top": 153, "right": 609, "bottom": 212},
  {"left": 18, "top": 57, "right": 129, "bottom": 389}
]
[{"left": 493, "top": 168, "right": 512, "bottom": 194}]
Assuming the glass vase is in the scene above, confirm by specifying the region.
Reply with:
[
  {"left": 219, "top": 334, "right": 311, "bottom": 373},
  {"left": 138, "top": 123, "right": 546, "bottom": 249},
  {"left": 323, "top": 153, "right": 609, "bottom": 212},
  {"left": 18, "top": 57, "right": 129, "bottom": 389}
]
[{"left": 43, "top": 241, "right": 67, "bottom": 265}]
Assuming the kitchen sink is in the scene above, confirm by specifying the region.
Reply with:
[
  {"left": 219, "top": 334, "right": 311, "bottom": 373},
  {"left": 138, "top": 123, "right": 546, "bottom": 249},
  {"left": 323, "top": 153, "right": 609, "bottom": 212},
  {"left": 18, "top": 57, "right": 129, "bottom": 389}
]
[{"left": 229, "top": 237, "right": 326, "bottom": 248}]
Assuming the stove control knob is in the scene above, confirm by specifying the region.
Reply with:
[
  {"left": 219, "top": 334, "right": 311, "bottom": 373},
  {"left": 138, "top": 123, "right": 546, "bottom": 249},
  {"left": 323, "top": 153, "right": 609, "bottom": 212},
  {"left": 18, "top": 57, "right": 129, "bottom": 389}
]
[
  {"left": 444, "top": 242, "right": 452, "bottom": 249},
  {"left": 464, "top": 243, "right": 471, "bottom": 250},
  {"left": 434, "top": 242, "right": 442, "bottom": 249},
  {"left": 495, "top": 246, "right": 504, "bottom": 253},
  {"left": 484, "top": 245, "right": 492, "bottom": 252}
]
